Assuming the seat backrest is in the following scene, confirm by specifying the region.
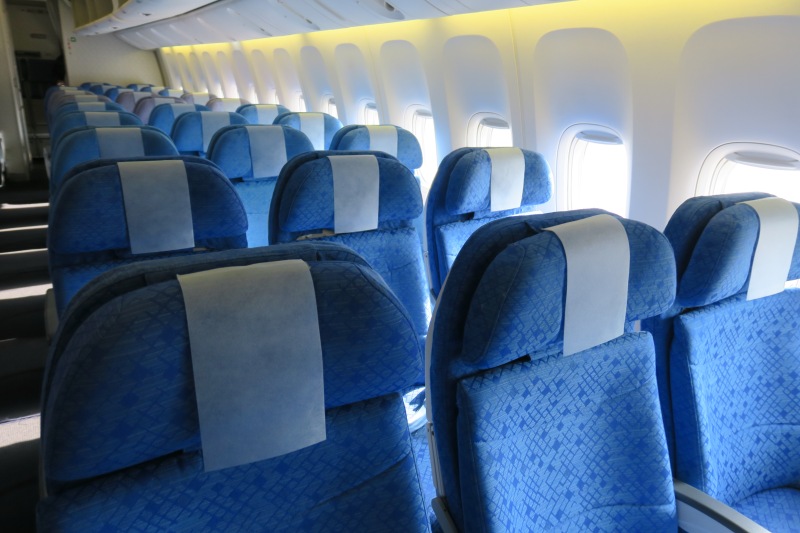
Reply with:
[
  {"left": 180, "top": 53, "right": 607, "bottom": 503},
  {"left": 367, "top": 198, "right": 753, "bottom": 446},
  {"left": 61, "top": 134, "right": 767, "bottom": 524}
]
[
  {"left": 49, "top": 102, "right": 125, "bottom": 129},
  {"left": 47, "top": 94, "right": 114, "bottom": 125},
  {"left": 171, "top": 111, "right": 248, "bottom": 157},
  {"left": 330, "top": 124, "right": 422, "bottom": 171},
  {"left": 133, "top": 95, "right": 185, "bottom": 123},
  {"left": 44, "top": 88, "right": 90, "bottom": 110},
  {"left": 47, "top": 157, "right": 248, "bottom": 315},
  {"left": 88, "top": 83, "right": 117, "bottom": 95},
  {"left": 116, "top": 91, "right": 153, "bottom": 113},
  {"left": 426, "top": 147, "right": 552, "bottom": 296},
  {"left": 148, "top": 103, "right": 209, "bottom": 135},
  {"left": 237, "top": 103, "right": 289, "bottom": 124},
  {"left": 207, "top": 124, "right": 315, "bottom": 247},
  {"left": 157, "top": 88, "right": 184, "bottom": 98},
  {"left": 273, "top": 111, "right": 342, "bottom": 150},
  {"left": 207, "top": 97, "right": 251, "bottom": 112},
  {"left": 270, "top": 151, "right": 430, "bottom": 354},
  {"left": 39, "top": 244, "right": 428, "bottom": 532},
  {"left": 428, "top": 210, "right": 677, "bottom": 531},
  {"left": 104, "top": 87, "right": 132, "bottom": 101},
  {"left": 50, "top": 111, "right": 143, "bottom": 152},
  {"left": 127, "top": 83, "right": 153, "bottom": 91},
  {"left": 645, "top": 193, "right": 800, "bottom": 510},
  {"left": 49, "top": 125, "right": 179, "bottom": 195},
  {"left": 181, "top": 92, "right": 216, "bottom": 106}
]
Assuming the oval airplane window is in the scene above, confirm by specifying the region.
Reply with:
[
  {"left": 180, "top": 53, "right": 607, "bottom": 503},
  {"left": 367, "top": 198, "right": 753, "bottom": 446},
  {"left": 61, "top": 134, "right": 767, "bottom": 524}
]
[
  {"left": 363, "top": 101, "right": 379, "bottom": 125},
  {"left": 468, "top": 113, "right": 512, "bottom": 148},
  {"left": 410, "top": 107, "right": 437, "bottom": 195},
  {"left": 216, "top": 52, "right": 239, "bottom": 98},
  {"left": 327, "top": 97, "right": 338, "bottom": 118}
]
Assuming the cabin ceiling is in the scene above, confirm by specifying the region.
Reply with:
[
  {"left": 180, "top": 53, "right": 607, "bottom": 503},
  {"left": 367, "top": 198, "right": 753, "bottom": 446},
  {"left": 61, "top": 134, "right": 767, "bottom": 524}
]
[{"left": 67, "top": 0, "right": 574, "bottom": 49}]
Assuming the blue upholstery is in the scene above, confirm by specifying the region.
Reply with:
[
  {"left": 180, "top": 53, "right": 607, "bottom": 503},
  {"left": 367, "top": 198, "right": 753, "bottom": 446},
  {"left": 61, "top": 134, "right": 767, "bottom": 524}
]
[
  {"left": 207, "top": 124, "right": 315, "bottom": 247},
  {"left": 270, "top": 151, "right": 431, "bottom": 356},
  {"left": 50, "top": 111, "right": 143, "bottom": 152},
  {"left": 49, "top": 102, "right": 124, "bottom": 128},
  {"left": 49, "top": 126, "right": 179, "bottom": 195},
  {"left": 157, "top": 88, "right": 184, "bottom": 98},
  {"left": 127, "top": 83, "right": 153, "bottom": 91},
  {"left": 171, "top": 111, "right": 248, "bottom": 157},
  {"left": 47, "top": 96, "right": 116, "bottom": 126},
  {"left": 104, "top": 87, "right": 132, "bottom": 101},
  {"left": 181, "top": 92, "right": 216, "bottom": 106},
  {"left": 426, "top": 147, "right": 552, "bottom": 295},
  {"left": 88, "top": 84, "right": 117, "bottom": 96},
  {"left": 39, "top": 244, "right": 429, "bottom": 532},
  {"left": 44, "top": 86, "right": 85, "bottom": 108},
  {"left": 330, "top": 125, "right": 423, "bottom": 170},
  {"left": 642, "top": 193, "right": 800, "bottom": 531},
  {"left": 116, "top": 91, "right": 154, "bottom": 113},
  {"left": 132, "top": 95, "right": 186, "bottom": 123},
  {"left": 428, "top": 210, "right": 677, "bottom": 530},
  {"left": 207, "top": 97, "right": 251, "bottom": 112},
  {"left": 273, "top": 111, "right": 342, "bottom": 150},
  {"left": 47, "top": 157, "right": 247, "bottom": 315},
  {"left": 237, "top": 103, "right": 290, "bottom": 124},
  {"left": 147, "top": 103, "right": 209, "bottom": 135}
]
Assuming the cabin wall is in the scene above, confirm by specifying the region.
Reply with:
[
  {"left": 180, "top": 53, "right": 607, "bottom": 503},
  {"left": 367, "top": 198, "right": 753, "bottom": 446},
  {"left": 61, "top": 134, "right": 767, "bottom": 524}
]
[
  {"left": 0, "top": 1, "right": 30, "bottom": 181},
  {"left": 156, "top": 0, "right": 800, "bottom": 228}
]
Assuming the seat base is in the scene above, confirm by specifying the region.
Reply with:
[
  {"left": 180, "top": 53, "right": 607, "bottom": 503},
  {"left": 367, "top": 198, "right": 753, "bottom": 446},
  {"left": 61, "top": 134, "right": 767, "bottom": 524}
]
[{"left": 734, "top": 487, "right": 800, "bottom": 532}]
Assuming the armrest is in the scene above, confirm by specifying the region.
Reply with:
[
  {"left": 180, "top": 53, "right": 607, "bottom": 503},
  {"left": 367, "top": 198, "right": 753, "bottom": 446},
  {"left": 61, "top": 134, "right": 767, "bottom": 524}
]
[
  {"left": 432, "top": 496, "right": 458, "bottom": 533},
  {"left": 675, "top": 480, "right": 770, "bottom": 533},
  {"left": 44, "top": 288, "right": 58, "bottom": 342}
]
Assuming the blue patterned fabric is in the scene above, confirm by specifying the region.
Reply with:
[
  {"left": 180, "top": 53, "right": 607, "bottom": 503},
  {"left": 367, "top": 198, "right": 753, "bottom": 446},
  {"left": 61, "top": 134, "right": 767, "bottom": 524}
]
[
  {"left": 115, "top": 91, "right": 152, "bottom": 113},
  {"left": 270, "top": 150, "right": 431, "bottom": 360},
  {"left": 329, "top": 125, "right": 423, "bottom": 170},
  {"left": 88, "top": 83, "right": 117, "bottom": 96},
  {"left": 733, "top": 488, "right": 800, "bottom": 532},
  {"left": 425, "top": 147, "right": 552, "bottom": 296},
  {"left": 49, "top": 102, "right": 124, "bottom": 128},
  {"left": 428, "top": 210, "right": 677, "bottom": 530},
  {"left": 273, "top": 112, "right": 342, "bottom": 150},
  {"left": 237, "top": 103, "right": 290, "bottom": 124},
  {"left": 47, "top": 97, "right": 118, "bottom": 126},
  {"left": 48, "top": 158, "right": 248, "bottom": 315},
  {"left": 40, "top": 256, "right": 428, "bottom": 532},
  {"left": 670, "top": 290, "right": 800, "bottom": 521},
  {"left": 171, "top": 111, "right": 248, "bottom": 157},
  {"left": 50, "top": 111, "right": 143, "bottom": 151},
  {"left": 147, "top": 103, "right": 209, "bottom": 135},
  {"left": 133, "top": 96, "right": 185, "bottom": 123},
  {"left": 49, "top": 126, "right": 179, "bottom": 195}
]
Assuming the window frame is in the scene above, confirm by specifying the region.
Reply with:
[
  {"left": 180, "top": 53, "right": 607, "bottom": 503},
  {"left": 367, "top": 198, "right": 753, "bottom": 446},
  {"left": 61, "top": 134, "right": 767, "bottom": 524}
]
[
  {"left": 467, "top": 112, "right": 512, "bottom": 148},
  {"left": 697, "top": 142, "right": 800, "bottom": 197}
]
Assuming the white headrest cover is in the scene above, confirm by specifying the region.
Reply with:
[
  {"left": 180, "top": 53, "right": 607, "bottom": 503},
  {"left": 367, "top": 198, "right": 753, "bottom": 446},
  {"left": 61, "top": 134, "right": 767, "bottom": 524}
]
[
  {"left": 330, "top": 155, "right": 380, "bottom": 234},
  {"left": 366, "top": 126, "right": 398, "bottom": 157},
  {"left": 488, "top": 147, "right": 525, "bottom": 212}
]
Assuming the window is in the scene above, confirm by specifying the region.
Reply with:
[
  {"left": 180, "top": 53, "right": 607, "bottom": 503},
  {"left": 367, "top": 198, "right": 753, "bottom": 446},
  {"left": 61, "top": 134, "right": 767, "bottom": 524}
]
[
  {"left": 216, "top": 52, "right": 239, "bottom": 98},
  {"left": 363, "top": 102, "right": 379, "bottom": 125},
  {"left": 326, "top": 97, "right": 338, "bottom": 118},
  {"left": 476, "top": 117, "right": 512, "bottom": 147},
  {"left": 297, "top": 94, "right": 306, "bottom": 112},
  {"left": 559, "top": 125, "right": 628, "bottom": 216},
  {"left": 698, "top": 143, "right": 800, "bottom": 202},
  {"left": 410, "top": 108, "right": 437, "bottom": 196}
]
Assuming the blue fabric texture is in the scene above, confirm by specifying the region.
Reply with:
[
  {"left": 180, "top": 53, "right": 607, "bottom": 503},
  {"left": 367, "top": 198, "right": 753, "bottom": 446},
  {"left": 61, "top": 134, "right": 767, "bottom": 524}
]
[
  {"left": 733, "top": 488, "right": 800, "bottom": 533},
  {"left": 48, "top": 101, "right": 122, "bottom": 127},
  {"left": 425, "top": 147, "right": 552, "bottom": 296},
  {"left": 171, "top": 111, "right": 248, "bottom": 156},
  {"left": 147, "top": 103, "right": 209, "bottom": 135},
  {"left": 329, "top": 125, "right": 423, "bottom": 170},
  {"left": 40, "top": 257, "right": 428, "bottom": 532},
  {"left": 133, "top": 96, "right": 185, "bottom": 123},
  {"left": 428, "top": 210, "right": 677, "bottom": 530},
  {"left": 49, "top": 126, "right": 179, "bottom": 195},
  {"left": 50, "top": 111, "right": 142, "bottom": 151},
  {"left": 671, "top": 290, "right": 800, "bottom": 519},
  {"left": 115, "top": 91, "right": 151, "bottom": 113},
  {"left": 48, "top": 158, "right": 248, "bottom": 314},
  {"left": 273, "top": 112, "right": 343, "bottom": 150},
  {"left": 237, "top": 103, "right": 290, "bottom": 124}
]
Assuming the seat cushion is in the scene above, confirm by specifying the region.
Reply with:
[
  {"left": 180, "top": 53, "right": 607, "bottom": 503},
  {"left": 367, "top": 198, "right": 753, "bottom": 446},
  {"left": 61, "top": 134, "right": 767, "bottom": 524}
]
[{"left": 733, "top": 487, "right": 800, "bottom": 533}]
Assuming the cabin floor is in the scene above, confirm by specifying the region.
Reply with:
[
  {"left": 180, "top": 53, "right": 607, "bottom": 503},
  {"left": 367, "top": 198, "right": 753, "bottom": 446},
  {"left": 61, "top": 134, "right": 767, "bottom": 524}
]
[{"left": 0, "top": 161, "right": 49, "bottom": 532}]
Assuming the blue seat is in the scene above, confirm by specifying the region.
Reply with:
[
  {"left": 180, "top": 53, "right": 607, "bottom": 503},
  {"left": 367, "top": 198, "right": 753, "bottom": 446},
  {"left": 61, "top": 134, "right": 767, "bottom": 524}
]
[
  {"left": 132, "top": 95, "right": 185, "bottom": 123},
  {"left": 104, "top": 87, "right": 132, "bottom": 101},
  {"left": 126, "top": 83, "right": 153, "bottom": 91},
  {"left": 237, "top": 103, "right": 289, "bottom": 125},
  {"left": 273, "top": 111, "right": 342, "bottom": 150},
  {"left": 47, "top": 95, "right": 115, "bottom": 126},
  {"left": 49, "top": 102, "right": 125, "bottom": 130},
  {"left": 269, "top": 151, "right": 431, "bottom": 365},
  {"left": 181, "top": 92, "right": 216, "bottom": 106},
  {"left": 88, "top": 83, "right": 118, "bottom": 96},
  {"left": 44, "top": 87, "right": 89, "bottom": 110},
  {"left": 427, "top": 210, "right": 677, "bottom": 530},
  {"left": 148, "top": 102, "right": 209, "bottom": 135},
  {"left": 330, "top": 124, "right": 423, "bottom": 171},
  {"left": 643, "top": 193, "right": 800, "bottom": 532},
  {"left": 50, "top": 111, "right": 143, "bottom": 152},
  {"left": 207, "top": 97, "right": 251, "bottom": 112},
  {"left": 49, "top": 125, "right": 179, "bottom": 195},
  {"left": 207, "top": 124, "right": 314, "bottom": 247},
  {"left": 116, "top": 91, "right": 153, "bottom": 113},
  {"left": 38, "top": 243, "right": 429, "bottom": 532},
  {"left": 425, "top": 147, "right": 552, "bottom": 296},
  {"left": 156, "top": 88, "right": 184, "bottom": 98},
  {"left": 47, "top": 157, "right": 248, "bottom": 316},
  {"left": 171, "top": 111, "right": 248, "bottom": 157}
]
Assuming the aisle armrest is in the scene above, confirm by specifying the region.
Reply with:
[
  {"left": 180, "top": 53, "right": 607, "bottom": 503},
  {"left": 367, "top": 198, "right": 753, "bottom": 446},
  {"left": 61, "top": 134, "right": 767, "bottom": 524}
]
[{"left": 675, "top": 480, "right": 770, "bottom": 533}]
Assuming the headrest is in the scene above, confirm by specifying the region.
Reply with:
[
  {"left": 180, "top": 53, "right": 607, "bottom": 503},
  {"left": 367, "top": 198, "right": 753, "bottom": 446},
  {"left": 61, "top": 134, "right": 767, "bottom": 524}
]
[
  {"left": 207, "top": 97, "right": 251, "bottom": 112},
  {"left": 271, "top": 151, "right": 422, "bottom": 241},
  {"left": 43, "top": 257, "right": 421, "bottom": 483},
  {"left": 133, "top": 96, "right": 185, "bottom": 123},
  {"left": 50, "top": 111, "right": 143, "bottom": 148},
  {"left": 89, "top": 84, "right": 117, "bottom": 95},
  {"left": 48, "top": 93, "right": 110, "bottom": 114},
  {"left": 127, "top": 83, "right": 153, "bottom": 91},
  {"left": 444, "top": 147, "right": 552, "bottom": 216},
  {"left": 49, "top": 102, "right": 126, "bottom": 125},
  {"left": 670, "top": 194, "right": 800, "bottom": 307},
  {"left": 157, "top": 88, "right": 184, "bottom": 98},
  {"left": 460, "top": 213, "right": 675, "bottom": 368},
  {"left": 237, "top": 103, "right": 290, "bottom": 125},
  {"left": 49, "top": 158, "right": 248, "bottom": 256},
  {"left": 105, "top": 87, "right": 132, "bottom": 100},
  {"left": 148, "top": 103, "right": 208, "bottom": 135},
  {"left": 171, "top": 111, "right": 248, "bottom": 154},
  {"left": 181, "top": 92, "right": 216, "bottom": 106},
  {"left": 329, "top": 125, "right": 423, "bottom": 170},
  {"left": 273, "top": 112, "right": 343, "bottom": 150},
  {"left": 50, "top": 126, "right": 179, "bottom": 192},
  {"left": 116, "top": 91, "right": 152, "bottom": 113},
  {"left": 207, "top": 124, "right": 314, "bottom": 181}
]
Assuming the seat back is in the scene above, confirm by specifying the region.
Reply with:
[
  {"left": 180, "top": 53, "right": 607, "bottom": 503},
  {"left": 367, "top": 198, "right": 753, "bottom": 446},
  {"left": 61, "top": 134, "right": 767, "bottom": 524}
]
[
  {"left": 148, "top": 103, "right": 209, "bottom": 135},
  {"left": 50, "top": 111, "right": 143, "bottom": 152},
  {"left": 181, "top": 92, "right": 216, "bottom": 106},
  {"left": 116, "top": 91, "right": 153, "bottom": 113},
  {"left": 171, "top": 111, "right": 248, "bottom": 157},
  {"left": 132, "top": 95, "right": 185, "bottom": 123},
  {"left": 426, "top": 147, "right": 552, "bottom": 295},
  {"left": 44, "top": 86, "right": 84, "bottom": 108},
  {"left": 428, "top": 210, "right": 677, "bottom": 530},
  {"left": 104, "top": 87, "right": 132, "bottom": 101},
  {"left": 47, "top": 94, "right": 115, "bottom": 125},
  {"left": 646, "top": 193, "right": 800, "bottom": 511},
  {"left": 47, "top": 157, "right": 248, "bottom": 315},
  {"left": 157, "top": 88, "right": 184, "bottom": 98},
  {"left": 270, "top": 151, "right": 430, "bottom": 355},
  {"left": 207, "top": 97, "right": 251, "bottom": 112},
  {"left": 330, "top": 124, "right": 423, "bottom": 171},
  {"left": 273, "top": 111, "right": 342, "bottom": 150},
  {"left": 49, "top": 102, "right": 125, "bottom": 129},
  {"left": 88, "top": 83, "right": 118, "bottom": 96},
  {"left": 49, "top": 125, "right": 179, "bottom": 195},
  {"left": 207, "top": 124, "right": 315, "bottom": 247},
  {"left": 127, "top": 83, "right": 153, "bottom": 91},
  {"left": 39, "top": 244, "right": 428, "bottom": 532},
  {"left": 237, "top": 103, "right": 289, "bottom": 124}
]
